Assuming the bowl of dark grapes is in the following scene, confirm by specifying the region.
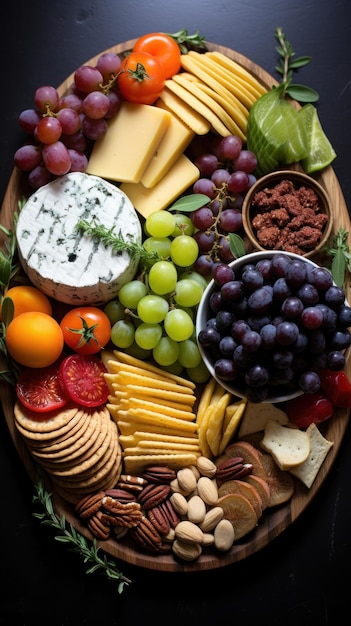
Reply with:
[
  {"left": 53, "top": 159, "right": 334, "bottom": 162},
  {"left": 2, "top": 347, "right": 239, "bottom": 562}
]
[{"left": 196, "top": 251, "right": 351, "bottom": 403}]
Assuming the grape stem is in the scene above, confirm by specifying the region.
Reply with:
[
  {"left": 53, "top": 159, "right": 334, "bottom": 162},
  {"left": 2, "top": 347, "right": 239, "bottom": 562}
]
[{"left": 202, "top": 182, "right": 244, "bottom": 263}]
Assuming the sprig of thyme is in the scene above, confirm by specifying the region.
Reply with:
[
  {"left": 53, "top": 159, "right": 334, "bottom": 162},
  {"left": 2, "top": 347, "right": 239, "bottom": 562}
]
[
  {"left": 32, "top": 475, "right": 131, "bottom": 592},
  {"left": 76, "top": 219, "right": 160, "bottom": 264},
  {"left": 274, "top": 26, "right": 319, "bottom": 103}
]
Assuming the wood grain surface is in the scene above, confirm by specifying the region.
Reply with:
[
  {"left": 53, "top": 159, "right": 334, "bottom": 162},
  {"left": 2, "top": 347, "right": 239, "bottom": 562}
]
[{"left": 1, "top": 40, "right": 350, "bottom": 572}]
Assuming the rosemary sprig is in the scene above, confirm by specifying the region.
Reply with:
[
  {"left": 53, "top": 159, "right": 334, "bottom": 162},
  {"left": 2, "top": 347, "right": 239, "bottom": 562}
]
[
  {"left": 0, "top": 200, "right": 25, "bottom": 383},
  {"left": 325, "top": 227, "right": 351, "bottom": 288},
  {"left": 0, "top": 205, "right": 22, "bottom": 293},
  {"left": 32, "top": 475, "right": 131, "bottom": 592},
  {"left": 166, "top": 28, "right": 207, "bottom": 54},
  {"left": 76, "top": 219, "right": 160, "bottom": 264},
  {"left": 274, "top": 26, "right": 319, "bottom": 103}
]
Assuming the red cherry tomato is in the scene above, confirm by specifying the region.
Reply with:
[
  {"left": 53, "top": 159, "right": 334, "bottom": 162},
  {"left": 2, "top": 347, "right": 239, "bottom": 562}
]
[
  {"left": 16, "top": 360, "right": 69, "bottom": 413},
  {"left": 117, "top": 51, "right": 165, "bottom": 104},
  {"left": 59, "top": 354, "right": 109, "bottom": 407},
  {"left": 318, "top": 368, "right": 351, "bottom": 408},
  {"left": 133, "top": 32, "right": 181, "bottom": 78},
  {"left": 60, "top": 306, "right": 111, "bottom": 355},
  {"left": 285, "top": 393, "right": 334, "bottom": 428}
]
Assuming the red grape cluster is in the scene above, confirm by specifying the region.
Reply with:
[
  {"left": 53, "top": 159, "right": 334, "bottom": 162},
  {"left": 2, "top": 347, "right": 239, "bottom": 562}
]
[
  {"left": 189, "top": 134, "right": 257, "bottom": 278},
  {"left": 14, "top": 52, "right": 123, "bottom": 189}
]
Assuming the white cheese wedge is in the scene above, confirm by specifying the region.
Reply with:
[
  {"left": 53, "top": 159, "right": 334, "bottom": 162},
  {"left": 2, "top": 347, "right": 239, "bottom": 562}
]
[{"left": 16, "top": 172, "right": 142, "bottom": 305}]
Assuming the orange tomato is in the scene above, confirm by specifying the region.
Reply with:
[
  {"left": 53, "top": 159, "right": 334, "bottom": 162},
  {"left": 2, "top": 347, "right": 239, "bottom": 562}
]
[
  {"left": 6, "top": 311, "right": 64, "bottom": 368},
  {"left": 133, "top": 33, "right": 181, "bottom": 78},
  {"left": 1, "top": 285, "right": 52, "bottom": 319}
]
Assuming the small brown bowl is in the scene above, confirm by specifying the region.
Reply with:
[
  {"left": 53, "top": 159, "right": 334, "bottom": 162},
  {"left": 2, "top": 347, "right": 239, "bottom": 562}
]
[{"left": 242, "top": 170, "right": 333, "bottom": 258}]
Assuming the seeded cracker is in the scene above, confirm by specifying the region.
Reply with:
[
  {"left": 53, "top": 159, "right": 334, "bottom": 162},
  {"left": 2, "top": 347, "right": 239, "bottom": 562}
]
[{"left": 290, "top": 423, "right": 334, "bottom": 488}]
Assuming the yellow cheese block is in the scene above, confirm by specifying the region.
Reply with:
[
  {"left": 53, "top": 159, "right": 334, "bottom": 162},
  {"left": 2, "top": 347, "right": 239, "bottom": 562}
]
[
  {"left": 121, "top": 154, "right": 200, "bottom": 218},
  {"left": 86, "top": 101, "right": 171, "bottom": 183},
  {"left": 140, "top": 111, "right": 195, "bottom": 188}
]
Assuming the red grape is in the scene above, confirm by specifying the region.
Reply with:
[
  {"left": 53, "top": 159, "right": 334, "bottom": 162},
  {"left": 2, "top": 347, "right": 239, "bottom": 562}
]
[{"left": 42, "top": 141, "right": 71, "bottom": 175}]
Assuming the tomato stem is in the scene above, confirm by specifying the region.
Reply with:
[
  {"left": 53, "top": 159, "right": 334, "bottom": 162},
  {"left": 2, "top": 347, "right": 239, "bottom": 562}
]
[
  {"left": 124, "top": 62, "right": 150, "bottom": 83},
  {"left": 65, "top": 316, "right": 100, "bottom": 349}
]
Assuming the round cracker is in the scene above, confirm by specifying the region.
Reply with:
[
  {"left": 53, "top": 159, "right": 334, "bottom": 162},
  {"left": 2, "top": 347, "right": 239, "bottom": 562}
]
[
  {"left": 14, "top": 406, "right": 83, "bottom": 442},
  {"left": 39, "top": 412, "right": 105, "bottom": 474},
  {"left": 33, "top": 411, "right": 102, "bottom": 464},
  {"left": 14, "top": 403, "right": 79, "bottom": 434},
  {"left": 57, "top": 434, "right": 116, "bottom": 485},
  {"left": 28, "top": 411, "right": 90, "bottom": 455},
  {"left": 54, "top": 456, "right": 121, "bottom": 505},
  {"left": 43, "top": 412, "right": 113, "bottom": 477},
  {"left": 52, "top": 435, "right": 121, "bottom": 490}
]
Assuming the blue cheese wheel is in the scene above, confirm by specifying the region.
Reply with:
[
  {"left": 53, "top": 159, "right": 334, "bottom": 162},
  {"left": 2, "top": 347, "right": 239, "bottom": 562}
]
[{"left": 16, "top": 172, "right": 142, "bottom": 305}]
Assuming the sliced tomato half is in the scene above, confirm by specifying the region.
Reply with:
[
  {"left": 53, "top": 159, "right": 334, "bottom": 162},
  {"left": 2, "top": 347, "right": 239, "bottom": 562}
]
[
  {"left": 59, "top": 354, "right": 109, "bottom": 408},
  {"left": 16, "top": 360, "right": 70, "bottom": 413}
]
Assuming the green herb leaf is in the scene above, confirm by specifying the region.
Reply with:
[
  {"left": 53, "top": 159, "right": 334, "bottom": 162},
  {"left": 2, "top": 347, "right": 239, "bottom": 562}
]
[
  {"left": 0, "top": 258, "right": 11, "bottom": 288},
  {"left": 286, "top": 84, "right": 319, "bottom": 103},
  {"left": 325, "top": 227, "right": 351, "bottom": 287},
  {"left": 288, "top": 55, "right": 312, "bottom": 69},
  {"left": 331, "top": 250, "right": 346, "bottom": 288},
  {"left": 166, "top": 28, "right": 207, "bottom": 54},
  {"left": 168, "top": 194, "right": 209, "bottom": 213},
  {"left": 1, "top": 296, "right": 14, "bottom": 326},
  {"left": 229, "top": 233, "right": 246, "bottom": 258}
]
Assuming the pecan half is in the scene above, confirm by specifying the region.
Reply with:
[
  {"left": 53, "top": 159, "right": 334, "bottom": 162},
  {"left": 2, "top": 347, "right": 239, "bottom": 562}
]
[
  {"left": 87, "top": 510, "right": 111, "bottom": 540},
  {"left": 161, "top": 498, "right": 181, "bottom": 528},
  {"left": 101, "top": 496, "right": 143, "bottom": 528},
  {"left": 142, "top": 465, "right": 177, "bottom": 484},
  {"left": 116, "top": 474, "right": 148, "bottom": 492},
  {"left": 75, "top": 491, "right": 105, "bottom": 519},
  {"left": 104, "top": 487, "right": 136, "bottom": 503},
  {"left": 130, "top": 516, "right": 162, "bottom": 552},
  {"left": 137, "top": 483, "right": 171, "bottom": 510},
  {"left": 147, "top": 506, "right": 170, "bottom": 536},
  {"left": 216, "top": 457, "right": 253, "bottom": 481}
]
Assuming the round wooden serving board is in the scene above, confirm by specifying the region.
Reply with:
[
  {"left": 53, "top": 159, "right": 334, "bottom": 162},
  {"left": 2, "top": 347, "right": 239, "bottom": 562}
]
[{"left": 1, "top": 40, "right": 351, "bottom": 573}]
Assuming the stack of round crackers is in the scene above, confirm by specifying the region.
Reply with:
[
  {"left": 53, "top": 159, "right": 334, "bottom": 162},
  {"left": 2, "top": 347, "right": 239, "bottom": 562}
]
[{"left": 14, "top": 402, "right": 122, "bottom": 504}]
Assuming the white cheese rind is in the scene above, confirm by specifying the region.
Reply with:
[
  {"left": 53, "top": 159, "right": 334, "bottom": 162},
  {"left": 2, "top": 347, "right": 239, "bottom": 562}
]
[{"left": 16, "top": 172, "right": 142, "bottom": 305}]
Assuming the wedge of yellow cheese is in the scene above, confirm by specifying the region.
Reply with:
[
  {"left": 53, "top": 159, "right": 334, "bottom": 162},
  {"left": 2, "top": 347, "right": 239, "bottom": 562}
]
[
  {"left": 86, "top": 101, "right": 171, "bottom": 183},
  {"left": 121, "top": 154, "right": 200, "bottom": 218},
  {"left": 140, "top": 111, "right": 195, "bottom": 188}
]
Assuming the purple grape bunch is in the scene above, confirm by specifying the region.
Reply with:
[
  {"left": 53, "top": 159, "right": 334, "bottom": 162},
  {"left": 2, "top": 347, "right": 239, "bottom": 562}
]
[
  {"left": 189, "top": 134, "right": 257, "bottom": 278},
  {"left": 198, "top": 253, "right": 351, "bottom": 402}
]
